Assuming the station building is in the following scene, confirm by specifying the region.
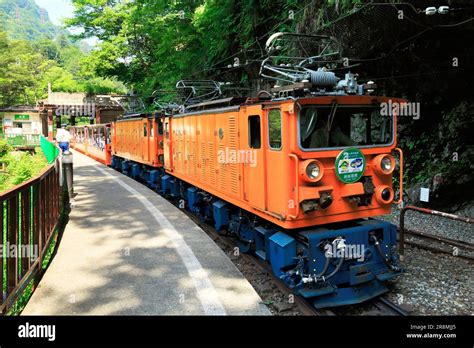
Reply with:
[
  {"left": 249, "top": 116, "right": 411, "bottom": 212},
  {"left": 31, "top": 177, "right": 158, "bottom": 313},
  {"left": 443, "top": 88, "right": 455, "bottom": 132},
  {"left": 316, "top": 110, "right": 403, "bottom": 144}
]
[{"left": 0, "top": 106, "right": 45, "bottom": 139}]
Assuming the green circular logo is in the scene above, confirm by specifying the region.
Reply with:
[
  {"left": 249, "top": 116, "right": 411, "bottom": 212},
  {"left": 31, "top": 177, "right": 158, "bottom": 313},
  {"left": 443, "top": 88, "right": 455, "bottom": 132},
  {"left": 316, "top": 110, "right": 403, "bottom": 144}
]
[{"left": 335, "top": 148, "right": 366, "bottom": 184}]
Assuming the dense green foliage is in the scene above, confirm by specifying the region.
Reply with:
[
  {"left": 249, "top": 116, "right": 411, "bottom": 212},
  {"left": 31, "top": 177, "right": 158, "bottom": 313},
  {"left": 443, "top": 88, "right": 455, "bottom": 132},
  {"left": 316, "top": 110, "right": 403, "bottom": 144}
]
[
  {"left": 0, "top": 26, "right": 126, "bottom": 107},
  {"left": 0, "top": 140, "right": 48, "bottom": 191},
  {"left": 66, "top": 0, "right": 300, "bottom": 99}
]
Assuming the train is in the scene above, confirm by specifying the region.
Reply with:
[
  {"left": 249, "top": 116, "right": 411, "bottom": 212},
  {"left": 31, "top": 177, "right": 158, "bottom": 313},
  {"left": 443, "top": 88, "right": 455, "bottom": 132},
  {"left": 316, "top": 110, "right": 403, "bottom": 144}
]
[{"left": 69, "top": 34, "right": 405, "bottom": 308}]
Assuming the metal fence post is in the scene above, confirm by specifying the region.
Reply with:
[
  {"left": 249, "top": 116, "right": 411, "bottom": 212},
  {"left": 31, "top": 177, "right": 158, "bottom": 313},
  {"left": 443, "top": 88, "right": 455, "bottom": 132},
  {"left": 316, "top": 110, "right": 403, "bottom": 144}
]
[{"left": 62, "top": 151, "right": 74, "bottom": 204}]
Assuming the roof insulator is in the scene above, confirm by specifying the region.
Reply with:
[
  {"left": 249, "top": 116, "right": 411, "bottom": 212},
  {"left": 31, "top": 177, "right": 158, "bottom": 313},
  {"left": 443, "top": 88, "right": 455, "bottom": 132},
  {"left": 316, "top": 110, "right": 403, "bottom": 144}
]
[
  {"left": 438, "top": 6, "right": 450, "bottom": 14},
  {"left": 425, "top": 7, "right": 437, "bottom": 15}
]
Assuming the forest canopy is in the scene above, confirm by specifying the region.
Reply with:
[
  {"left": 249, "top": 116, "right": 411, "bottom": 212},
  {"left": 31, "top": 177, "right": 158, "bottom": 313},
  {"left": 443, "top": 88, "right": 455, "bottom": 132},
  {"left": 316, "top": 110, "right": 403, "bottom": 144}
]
[{"left": 66, "top": 0, "right": 301, "bottom": 99}]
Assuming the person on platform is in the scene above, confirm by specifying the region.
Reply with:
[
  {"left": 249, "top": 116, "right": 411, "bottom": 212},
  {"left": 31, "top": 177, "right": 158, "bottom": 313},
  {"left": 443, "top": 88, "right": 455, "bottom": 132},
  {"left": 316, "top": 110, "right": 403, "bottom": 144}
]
[{"left": 56, "top": 127, "right": 72, "bottom": 153}]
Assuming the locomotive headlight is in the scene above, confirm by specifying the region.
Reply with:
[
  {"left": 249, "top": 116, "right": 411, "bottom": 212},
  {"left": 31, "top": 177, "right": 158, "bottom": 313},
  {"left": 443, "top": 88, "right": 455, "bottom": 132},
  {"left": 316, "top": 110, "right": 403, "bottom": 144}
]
[
  {"left": 381, "top": 156, "right": 393, "bottom": 172},
  {"left": 300, "top": 159, "right": 324, "bottom": 183},
  {"left": 373, "top": 154, "right": 395, "bottom": 175},
  {"left": 307, "top": 163, "right": 320, "bottom": 179},
  {"left": 375, "top": 185, "right": 394, "bottom": 205}
]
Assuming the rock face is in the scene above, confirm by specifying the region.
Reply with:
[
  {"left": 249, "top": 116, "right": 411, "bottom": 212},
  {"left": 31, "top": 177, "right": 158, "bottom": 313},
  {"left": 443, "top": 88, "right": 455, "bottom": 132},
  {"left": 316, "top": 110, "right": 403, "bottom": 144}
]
[
  {"left": 406, "top": 181, "right": 431, "bottom": 205},
  {"left": 455, "top": 202, "right": 474, "bottom": 218},
  {"left": 405, "top": 171, "right": 473, "bottom": 214}
]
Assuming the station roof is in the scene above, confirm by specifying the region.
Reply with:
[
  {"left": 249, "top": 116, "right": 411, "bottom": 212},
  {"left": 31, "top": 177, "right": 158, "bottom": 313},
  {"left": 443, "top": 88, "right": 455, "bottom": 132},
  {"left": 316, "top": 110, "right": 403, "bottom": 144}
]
[{"left": 0, "top": 105, "right": 38, "bottom": 113}]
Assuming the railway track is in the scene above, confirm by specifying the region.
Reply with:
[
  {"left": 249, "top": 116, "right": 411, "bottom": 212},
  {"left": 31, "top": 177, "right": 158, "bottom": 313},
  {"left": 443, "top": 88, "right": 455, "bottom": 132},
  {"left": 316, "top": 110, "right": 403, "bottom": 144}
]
[
  {"left": 398, "top": 205, "right": 474, "bottom": 261},
  {"left": 372, "top": 297, "right": 410, "bottom": 316},
  {"left": 401, "top": 228, "right": 474, "bottom": 261},
  {"left": 328, "top": 296, "right": 410, "bottom": 316}
]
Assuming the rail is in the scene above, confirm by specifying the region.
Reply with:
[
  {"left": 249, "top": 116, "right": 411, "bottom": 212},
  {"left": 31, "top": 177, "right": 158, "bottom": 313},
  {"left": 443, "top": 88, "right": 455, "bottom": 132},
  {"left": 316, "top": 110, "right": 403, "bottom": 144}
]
[
  {"left": 0, "top": 141, "right": 66, "bottom": 315},
  {"left": 399, "top": 205, "right": 473, "bottom": 258}
]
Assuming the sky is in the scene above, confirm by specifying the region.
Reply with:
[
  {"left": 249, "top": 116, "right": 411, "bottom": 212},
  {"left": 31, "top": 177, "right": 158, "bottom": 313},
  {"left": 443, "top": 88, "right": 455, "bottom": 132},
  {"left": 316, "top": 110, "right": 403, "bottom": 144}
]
[{"left": 34, "top": 0, "right": 74, "bottom": 26}]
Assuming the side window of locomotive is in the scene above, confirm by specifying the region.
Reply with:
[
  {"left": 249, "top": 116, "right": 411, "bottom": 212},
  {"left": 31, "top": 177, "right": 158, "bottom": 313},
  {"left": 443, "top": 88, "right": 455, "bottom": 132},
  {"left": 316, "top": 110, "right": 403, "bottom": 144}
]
[
  {"left": 158, "top": 119, "right": 163, "bottom": 135},
  {"left": 268, "top": 109, "right": 282, "bottom": 150},
  {"left": 248, "top": 115, "right": 261, "bottom": 149},
  {"left": 143, "top": 123, "right": 148, "bottom": 137},
  {"left": 149, "top": 120, "right": 154, "bottom": 138},
  {"left": 164, "top": 122, "right": 169, "bottom": 139}
]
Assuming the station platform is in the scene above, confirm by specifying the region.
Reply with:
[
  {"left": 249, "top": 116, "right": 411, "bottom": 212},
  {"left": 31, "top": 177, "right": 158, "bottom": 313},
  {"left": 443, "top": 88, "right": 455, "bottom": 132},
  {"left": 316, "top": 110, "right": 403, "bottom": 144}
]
[{"left": 22, "top": 150, "right": 270, "bottom": 315}]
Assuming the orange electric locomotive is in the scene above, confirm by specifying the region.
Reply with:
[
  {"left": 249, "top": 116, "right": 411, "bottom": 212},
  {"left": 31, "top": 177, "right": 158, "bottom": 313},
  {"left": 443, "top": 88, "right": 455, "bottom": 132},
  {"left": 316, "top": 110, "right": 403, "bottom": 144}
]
[{"left": 105, "top": 33, "right": 405, "bottom": 308}]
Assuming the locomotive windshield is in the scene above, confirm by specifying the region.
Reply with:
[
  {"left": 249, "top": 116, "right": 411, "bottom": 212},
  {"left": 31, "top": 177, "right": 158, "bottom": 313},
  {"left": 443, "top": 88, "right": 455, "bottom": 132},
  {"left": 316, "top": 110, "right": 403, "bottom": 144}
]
[{"left": 299, "top": 105, "right": 393, "bottom": 149}]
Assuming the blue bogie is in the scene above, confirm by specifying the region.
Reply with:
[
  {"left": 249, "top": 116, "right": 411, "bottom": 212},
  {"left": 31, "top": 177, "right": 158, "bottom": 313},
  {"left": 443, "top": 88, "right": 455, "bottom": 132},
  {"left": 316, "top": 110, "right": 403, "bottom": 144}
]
[
  {"left": 131, "top": 163, "right": 141, "bottom": 179},
  {"left": 148, "top": 170, "right": 160, "bottom": 189},
  {"left": 161, "top": 175, "right": 171, "bottom": 195},
  {"left": 187, "top": 187, "right": 201, "bottom": 214},
  {"left": 111, "top": 156, "right": 121, "bottom": 170},
  {"left": 268, "top": 232, "right": 296, "bottom": 277},
  {"left": 121, "top": 160, "right": 130, "bottom": 174},
  {"left": 212, "top": 200, "right": 229, "bottom": 231},
  {"left": 169, "top": 177, "right": 180, "bottom": 198},
  {"left": 254, "top": 226, "right": 277, "bottom": 261},
  {"left": 265, "top": 219, "right": 402, "bottom": 307}
]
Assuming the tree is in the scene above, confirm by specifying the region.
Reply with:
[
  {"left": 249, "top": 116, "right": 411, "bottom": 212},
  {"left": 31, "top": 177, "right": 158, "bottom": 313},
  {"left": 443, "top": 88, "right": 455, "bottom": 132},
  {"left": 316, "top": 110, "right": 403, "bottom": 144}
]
[
  {"left": 0, "top": 32, "right": 48, "bottom": 106},
  {"left": 0, "top": 26, "right": 126, "bottom": 107},
  {"left": 66, "top": 0, "right": 299, "bottom": 99}
]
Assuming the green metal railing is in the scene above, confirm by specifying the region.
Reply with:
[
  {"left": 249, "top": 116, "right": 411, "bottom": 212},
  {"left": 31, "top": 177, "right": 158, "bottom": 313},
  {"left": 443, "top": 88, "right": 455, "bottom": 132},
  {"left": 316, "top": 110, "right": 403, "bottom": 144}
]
[{"left": 40, "top": 136, "right": 59, "bottom": 164}]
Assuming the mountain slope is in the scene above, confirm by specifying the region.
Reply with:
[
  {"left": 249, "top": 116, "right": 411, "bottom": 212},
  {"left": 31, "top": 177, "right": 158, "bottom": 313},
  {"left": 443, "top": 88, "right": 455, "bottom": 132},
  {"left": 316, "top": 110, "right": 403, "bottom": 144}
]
[{"left": 0, "top": 0, "right": 61, "bottom": 41}]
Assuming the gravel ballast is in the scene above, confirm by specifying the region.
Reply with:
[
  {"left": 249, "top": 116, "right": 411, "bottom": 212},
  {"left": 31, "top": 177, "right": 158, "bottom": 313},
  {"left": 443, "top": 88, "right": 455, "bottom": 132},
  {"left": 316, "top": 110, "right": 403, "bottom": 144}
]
[{"left": 378, "top": 205, "right": 473, "bottom": 315}]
